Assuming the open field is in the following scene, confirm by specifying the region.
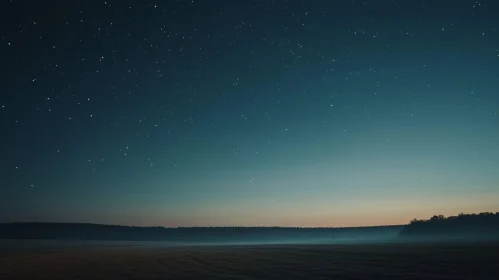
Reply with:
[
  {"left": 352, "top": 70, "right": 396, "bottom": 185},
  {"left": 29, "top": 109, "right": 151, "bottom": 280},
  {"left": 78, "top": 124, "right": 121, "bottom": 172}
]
[{"left": 1, "top": 242, "right": 498, "bottom": 280}]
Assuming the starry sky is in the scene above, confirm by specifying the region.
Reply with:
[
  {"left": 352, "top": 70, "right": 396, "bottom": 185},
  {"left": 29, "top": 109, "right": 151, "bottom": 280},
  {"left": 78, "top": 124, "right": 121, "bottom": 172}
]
[{"left": 1, "top": 0, "right": 498, "bottom": 227}]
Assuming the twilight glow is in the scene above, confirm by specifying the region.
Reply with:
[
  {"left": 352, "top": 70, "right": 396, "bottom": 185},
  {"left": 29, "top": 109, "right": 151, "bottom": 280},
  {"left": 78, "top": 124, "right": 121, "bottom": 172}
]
[{"left": 1, "top": 0, "right": 498, "bottom": 227}]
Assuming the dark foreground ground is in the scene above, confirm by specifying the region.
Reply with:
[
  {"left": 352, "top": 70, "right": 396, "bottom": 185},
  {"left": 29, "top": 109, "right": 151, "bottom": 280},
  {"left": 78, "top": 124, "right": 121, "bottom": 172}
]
[{"left": 1, "top": 242, "right": 498, "bottom": 280}]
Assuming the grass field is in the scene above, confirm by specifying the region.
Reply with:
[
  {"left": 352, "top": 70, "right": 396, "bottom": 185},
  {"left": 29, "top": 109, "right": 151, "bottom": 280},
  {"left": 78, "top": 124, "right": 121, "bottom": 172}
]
[{"left": 1, "top": 242, "right": 498, "bottom": 280}]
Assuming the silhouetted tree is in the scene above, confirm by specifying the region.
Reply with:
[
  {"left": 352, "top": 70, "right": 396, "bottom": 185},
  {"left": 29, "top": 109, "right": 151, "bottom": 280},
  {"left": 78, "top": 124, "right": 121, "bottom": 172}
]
[{"left": 400, "top": 212, "right": 499, "bottom": 240}]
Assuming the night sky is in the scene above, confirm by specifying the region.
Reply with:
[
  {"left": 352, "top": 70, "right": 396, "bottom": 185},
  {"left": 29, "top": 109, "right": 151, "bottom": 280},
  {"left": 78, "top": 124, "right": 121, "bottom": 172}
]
[{"left": 1, "top": 0, "right": 498, "bottom": 227}]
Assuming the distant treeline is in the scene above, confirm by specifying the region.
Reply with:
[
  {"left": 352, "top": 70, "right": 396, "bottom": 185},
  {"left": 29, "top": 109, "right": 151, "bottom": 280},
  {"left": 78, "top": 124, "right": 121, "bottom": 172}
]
[
  {"left": 0, "top": 223, "right": 402, "bottom": 242},
  {"left": 399, "top": 212, "right": 499, "bottom": 239},
  {"left": 2, "top": 212, "right": 497, "bottom": 242}
]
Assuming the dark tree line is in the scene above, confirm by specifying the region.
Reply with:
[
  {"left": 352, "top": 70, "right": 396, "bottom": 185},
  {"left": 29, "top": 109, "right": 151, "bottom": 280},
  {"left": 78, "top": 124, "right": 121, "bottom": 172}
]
[
  {"left": 399, "top": 212, "right": 499, "bottom": 239},
  {"left": 0, "top": 222, "right": 402, "bottom": 242},
  {"left": 2, "top": 212, "right": 497, "bottom": 242}
]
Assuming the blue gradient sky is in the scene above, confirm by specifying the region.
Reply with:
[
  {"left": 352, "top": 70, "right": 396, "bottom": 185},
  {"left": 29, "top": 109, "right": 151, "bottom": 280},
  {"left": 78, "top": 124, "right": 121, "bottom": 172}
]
[{"left": 1, "top": 0, "right": 498, "bottom": 227}]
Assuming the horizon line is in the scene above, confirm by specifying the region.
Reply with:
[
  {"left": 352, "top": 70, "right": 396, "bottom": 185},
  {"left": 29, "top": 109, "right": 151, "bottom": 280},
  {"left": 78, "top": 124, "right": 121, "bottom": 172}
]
[
  {"left": 0, "top": 221, "right": 407, "bottom": 229},
  {"left": 3, "top": 211, "right": 496, "bottom": 229}
]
